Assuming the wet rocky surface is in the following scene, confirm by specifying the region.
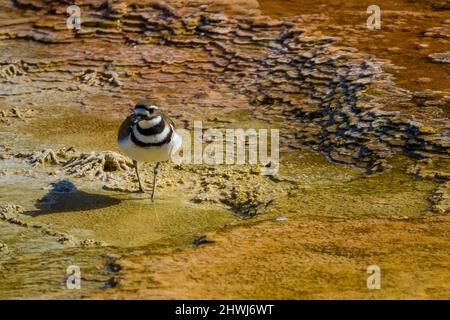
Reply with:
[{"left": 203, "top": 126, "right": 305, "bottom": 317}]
[
  {"left": 259, "top": 0, "right": 450, "bottom": 94},
  {"left": 0, "top": 0, "right": 448, "bottom": 299},
  {"left": 94, "top": 214, "right": 450, "bottom": 300}
]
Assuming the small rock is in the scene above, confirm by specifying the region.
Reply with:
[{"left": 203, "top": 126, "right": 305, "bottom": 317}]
[
  {"left": 416, "top": 77, "right": 432, "bottom": 84},
  {"left": 0, "top": 243, "right": 9, "bottom": 254},
  {"left": 428, "top": 51, "right": 450, "bottom": 64},
  {"left": 415, "top": 43, "right": 429, "bottom": 49},
  {"left": 387, "top": 47, "right": 402, "bottom": 53},
  {"left": 191, "top": 235, "right": 215, "bottom": 248},
  {"left": 77, "top": 238, "right": 105, "bottom": 247}
]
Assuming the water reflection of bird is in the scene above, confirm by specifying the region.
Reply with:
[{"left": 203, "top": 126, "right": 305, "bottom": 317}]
[{"left": 117, "top": 100, "right": 182, "bottom": 200}]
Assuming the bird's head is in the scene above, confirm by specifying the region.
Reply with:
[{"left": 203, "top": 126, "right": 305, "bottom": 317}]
[{"left": 133, "top": 101, "right": 159, "bottom": 120}]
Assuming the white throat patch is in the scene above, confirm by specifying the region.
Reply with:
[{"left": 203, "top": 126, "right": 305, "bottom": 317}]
[{"left": 139, "top": 116, "right": 162, "bottom": 129}]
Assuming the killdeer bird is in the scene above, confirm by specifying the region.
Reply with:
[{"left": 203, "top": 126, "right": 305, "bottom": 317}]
[{"left": 117, "top": 101, "right": 182, "bottom": 200}]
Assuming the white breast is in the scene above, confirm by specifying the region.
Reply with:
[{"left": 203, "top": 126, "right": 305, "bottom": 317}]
[{"left": 118, "top": 127, "right": 182, "bottom": 163}]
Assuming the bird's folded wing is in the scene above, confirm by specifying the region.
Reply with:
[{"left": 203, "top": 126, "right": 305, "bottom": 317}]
[{"left": 117, "top": 114, "right": 135, "bottom": 141}]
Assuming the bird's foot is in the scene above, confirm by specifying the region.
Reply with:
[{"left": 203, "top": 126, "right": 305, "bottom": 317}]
[{"left": 138, "top": 187, "right": 147, "bottom": 194}]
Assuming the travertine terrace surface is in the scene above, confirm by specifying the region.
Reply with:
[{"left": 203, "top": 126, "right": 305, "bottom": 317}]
[{"left": 0, "top": 0, "right": 449, "bottom": 299}]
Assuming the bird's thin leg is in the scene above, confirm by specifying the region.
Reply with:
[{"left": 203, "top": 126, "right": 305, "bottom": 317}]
[
  {"left": 133, "top": 160, "right": 145, "bottom": 193},
  {"left": 151, "top": 162, "right": 160, "bottom": 201}
]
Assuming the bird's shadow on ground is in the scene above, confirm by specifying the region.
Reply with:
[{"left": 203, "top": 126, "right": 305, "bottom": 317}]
[{"left": 26, "top": 180, "right": 121, "bottom": 217}]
